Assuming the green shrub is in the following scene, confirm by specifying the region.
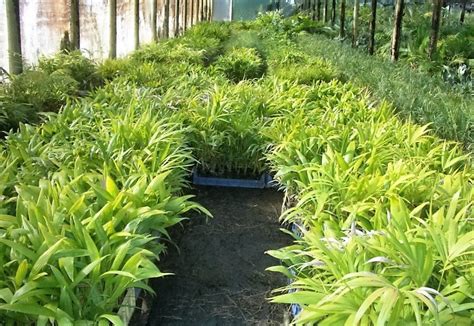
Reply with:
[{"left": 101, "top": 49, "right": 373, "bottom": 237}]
[
  {"left": 0, "top": 53, "right": 96, "bottom": 133},
  {"left": 267, "top": 46, "right": 342, "bottom": 84},
  {"left": 254, "top": 11, "right": 332, "bottom": 40},
  {"left": 97, "top": 58, "right": 132, "bottom": 81},
  {"left": 131, "top": 42, "right": 205, "bottom": 66},
  {"left": 222, "top": 30, "right": 263, "bottom": 53},
  {"left": 184, "top": 81, "right": 272, "bottom": 176},
  {"left": 179, "top": 36, "right": 223, "bottom": 63},
  {"left": 297, "top": 34, "right": 473, "bottom": 149},
  {"left": 38, "top": 51, "right": 101, "bottom": 90},
  {"left": 269, "top": 48, "right": 310, "bottom": 65},
  {"left": 4, "top": 70, "right": 77, "bottom": 113},
  {"left": 0, "top": 86, "right": 209, "bottom": 324},
  {"left": 215, "top": 47, "right": 267, "bottom": 82},
  {"left": 271, "top": 63, "right": 341, "bottom": 84},
  {"left": 0, "top": 100, "right": 38, "bottom": 133},
  {"left": 264, "top": 81, "right": 473, "bottom": 325},
  {"left": 183, "top": 22, "right": 231, "bottom": 42}
]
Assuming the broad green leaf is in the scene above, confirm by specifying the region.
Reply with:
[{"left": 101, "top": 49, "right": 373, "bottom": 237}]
[
  {"left": 0, "top": 303, "right": 56, "bottom": 318},
  {"left": 30, "top": 238, "right": 64, "bottom": 278}
]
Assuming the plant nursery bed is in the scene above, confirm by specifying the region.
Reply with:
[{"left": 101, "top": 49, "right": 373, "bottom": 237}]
[{"left": 132, "top": 186, "right": 291, "bottom": 325}]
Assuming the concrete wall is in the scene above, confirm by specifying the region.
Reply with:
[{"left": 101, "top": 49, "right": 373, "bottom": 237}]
[
  {"left": 0, "top": 1, "right": 7, "bottom": 70},
  {"left": 0, "top": 0, "right": 206, "bottom": 73}
]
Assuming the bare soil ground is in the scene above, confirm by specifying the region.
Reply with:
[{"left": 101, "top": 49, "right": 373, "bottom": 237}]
[{"left": 134, "top": 186, "right": 291, "bottom": 326}]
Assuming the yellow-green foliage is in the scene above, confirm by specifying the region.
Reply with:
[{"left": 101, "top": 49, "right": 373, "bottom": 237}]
[
  {"left": 215, "top": 47, "right": 267, "bottom": 82},
  {"left": 265, "top": 80, "right": 473, "bottom": 325},
  {"left": 38, "top": 50, "right": 101, "bottom": 90},
  {"left": 0, "top": 17, "right": 472, "bottom": 325}
]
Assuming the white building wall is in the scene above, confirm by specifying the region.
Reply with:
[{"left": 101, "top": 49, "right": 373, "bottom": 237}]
[
  {"left": 0, "top": 0, "right": 194, "bottom": 73},
  {"left": 0, "top": 0, "right": 8, "bottom": 70},
  {"left": 20, "top": 0, "right": 70, "bottom": 68}
]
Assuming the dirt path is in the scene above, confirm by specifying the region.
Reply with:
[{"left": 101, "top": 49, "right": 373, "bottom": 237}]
[{"left": 142, "top": 186, "right": 290, "bottom": 325}]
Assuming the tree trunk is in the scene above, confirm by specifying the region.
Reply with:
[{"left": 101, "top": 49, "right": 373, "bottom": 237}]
[
  {"left": 331, "top": 0, "right": 336, "bottom": 25},
  {"left": 195, "top": 0, "right": 199, "bottom": 24},
  {"left": 70, "top": 0, "right": 80, "bottom": 50},
  {"left": 390, "top": 0, "right": 404, "bottom": 61},
  {"left": 175, "top": 0, "right": 180, "bottom": 36},
  {"left": 460, "top": 0, "right": 466, "bottom": 24},
  {"left": 323, "top": 0, "right": 328, "bottom": 22},
  {"left": 203, "top": 0, "right": 207, "bottom": 20},
  {"left": 109, "top": 0, "right": 117, "bottom": 58},
  {"left": 428, "top": 0, "right": 442, "bottom": 60},
  {"left": 208, "top": 0, "right": 212, "bottom": 20},
  {"left": 197, "top": 0, "right": 201, "bottom": 22},
  {"left": 6, "top": 0, "right": 22, "bottom": 74},
  {"left": 316, "top": 0, "right": 321, "bottom": 20},
  {"left": 340, "top": 0, "right": 346, "bottom": 38},
  {"left": 190, "top": 0, "right": 194, "bottom": 26},
  {"left": 206, "top": 0, "right": 211, "bottom": 20},
  {"left": 164, "top": 0, "right": 170, "bottom": 38},
  {"left": 152, "top": 0, "right": 158, "bottom": 41},
  {"left": 352, "top": 0, "right": 359, "bottom": 47},
  {"left": 368, "top": 0, "right": 377, "bottom": 55},
  {"left": 201, "top": 0, "right": 206, "bottom": 21},
  {"left": 134, "top": 0, "right": 139, "bottom": 48},
  {"left": 183, "top": 0, "right": 188, "bottom": 31}
]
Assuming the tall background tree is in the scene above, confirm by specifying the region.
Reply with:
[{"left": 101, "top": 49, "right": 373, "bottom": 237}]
[
  {"left": 6, "top": 0, "right": 22, "bottom": 74},
  {"left": 200, "top": 0, "right": 205, "bottom": 21},
  {"left": 183, "top": 0, "right": 187, "bottom": 31},
  {"left": 340, "top": 0, "right": 346, "bottom": 38},
  {"left": 460, "top": 0, "right": 467, "bottom": 24},
  {"left": 196, "top": 0, "right": 201, "bottom": 23},
  {"left": 206, "top": 0, "right": 211, "bottom": 20},
  {"left": 312, "top": 0, "right": 318, "bottom": 20},
  {"left": 109, "top": 0, "right": 117, "bottom": 58},
  {"left": 317, "top": 0, "right": 321, "bottom": 20},
  {"left": 164, "top": 0, "right": 170, "bottom": 38},
  {"left": 134, "top": 0, "right": 139, "bottom": 49},
  {"left": 391, "top": 0, "right": 404, "bottom": 61},
  {"left": 352, "top": 0, "right": 360, "bottom": 47},
  {"left": 152, "top": 0, "right": 158, "bottom": 41},
  {"left": 331, "top": 0, "right": 336, "bottom": 25},
  {"left": 323, "top": 0, "right": 329, "bottom": 22},
  {"left": 429, "top": 0, "right": 442, "bottom": 60},
  {"left": 175, "top": 0, "right": 180, "bottom": 36},
  {"left": 70, "top": 0, "right": 80, "bottom": 50},
  {"left": 368, "top": 0, "right": 377, "bottom": 55}
]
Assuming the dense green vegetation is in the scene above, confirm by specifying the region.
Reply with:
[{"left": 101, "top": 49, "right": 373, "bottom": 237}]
[
  {"left": 300, "top": 4, "right": 474, "bottom": 81},
  {"left": 0, "top": 11, "right": 472, "bottom": 325},
  {"left": 298, "top": 34, "right": 473, "bottom": 150},
  {"left": 294, "top": 3, "right": 474, "bottom": 149}
]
